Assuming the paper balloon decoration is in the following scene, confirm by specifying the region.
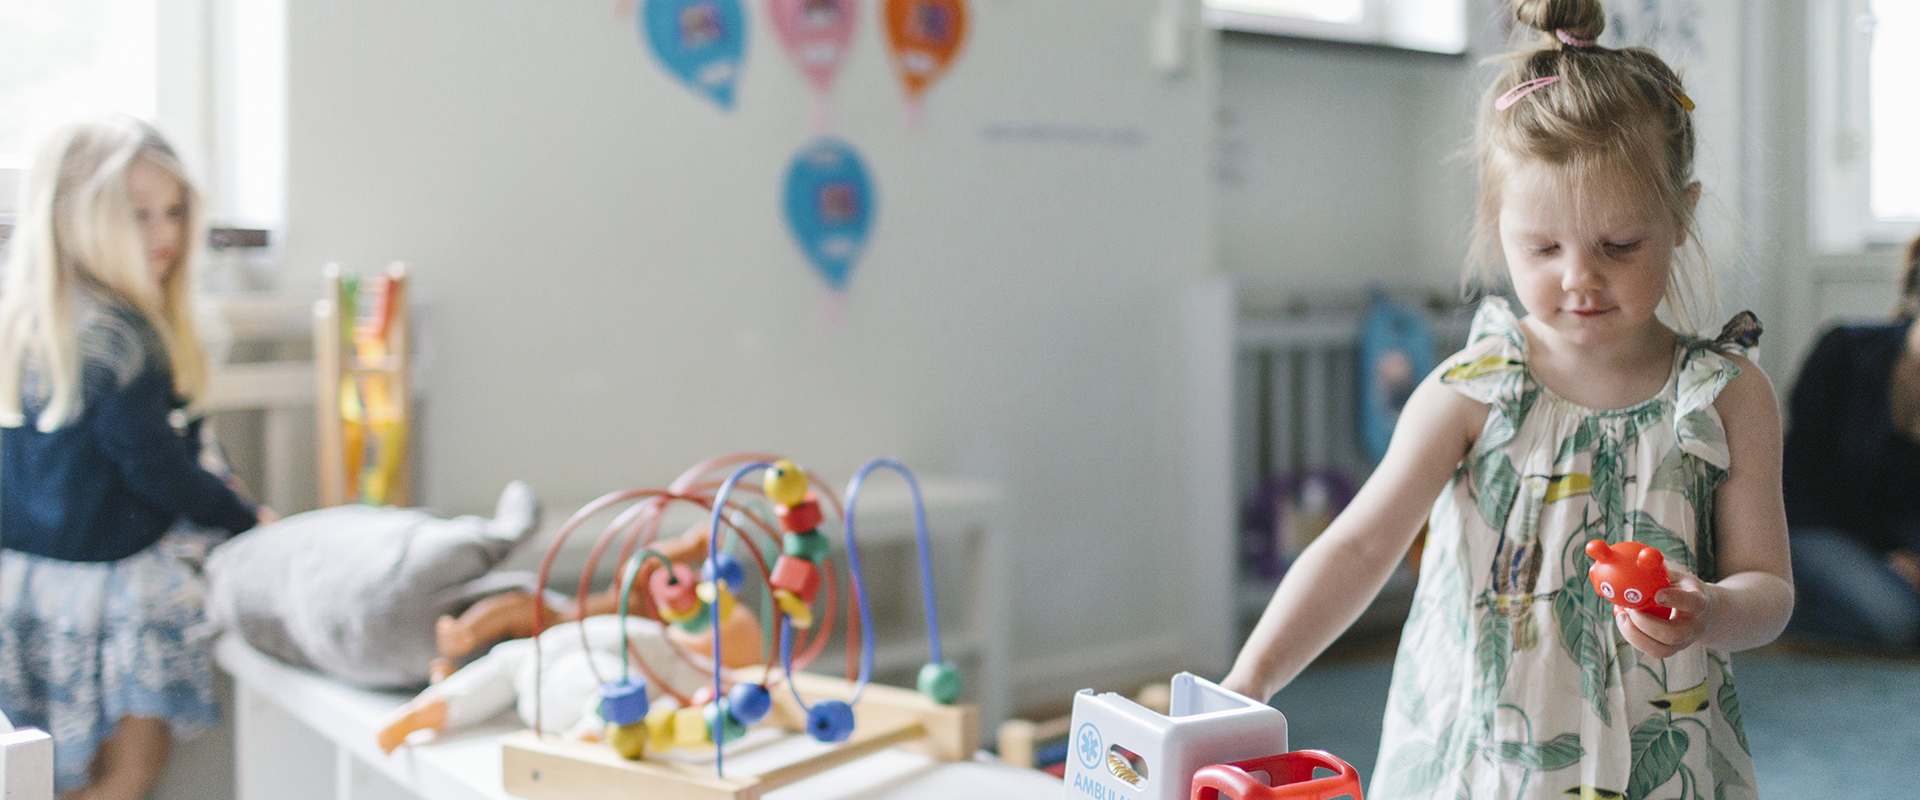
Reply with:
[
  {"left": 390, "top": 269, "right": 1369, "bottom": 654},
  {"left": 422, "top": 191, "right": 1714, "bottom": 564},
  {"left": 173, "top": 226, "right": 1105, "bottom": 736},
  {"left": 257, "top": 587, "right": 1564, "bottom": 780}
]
[
  {"left": 883, "top": 0, "right": 967, "bottom": 116},
  {"left": 769, "top": 0, "right": 856, "bottom": 98},
  {"left": 783, "top": 139, "right": 874, "bottom": 292},
  {"left": 642, "top": 0, "right": 748, "bottom": 108}
]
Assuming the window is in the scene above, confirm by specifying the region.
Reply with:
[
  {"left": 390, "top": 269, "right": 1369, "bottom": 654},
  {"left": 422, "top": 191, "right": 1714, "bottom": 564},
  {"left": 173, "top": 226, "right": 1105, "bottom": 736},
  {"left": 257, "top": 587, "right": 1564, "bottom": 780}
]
[
  {"left": 1810, "top": 0, "right": 1920, "bottom": 252},
  {"left": 0, "top": 0, "right": 158, "bottom": 170},
  {"left": 0, "top": 0, "right": 285, "bottom": 229},
  {"left": 1202, "top": 0, "right": 1467, "bottom": 55}
]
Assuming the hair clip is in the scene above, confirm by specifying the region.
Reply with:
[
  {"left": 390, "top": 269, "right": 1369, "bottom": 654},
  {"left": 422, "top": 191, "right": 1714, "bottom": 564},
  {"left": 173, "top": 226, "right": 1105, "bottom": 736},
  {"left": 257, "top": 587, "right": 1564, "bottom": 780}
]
[
  {"left": 1555, "top": 29, "right": 1596, "bottom": 48},
  {"left": 1496, "top": 76, "right": 1562, "bottom": 111},
  {"left": 1666, "top": 86, "right": 1696, "bottom": 111}
]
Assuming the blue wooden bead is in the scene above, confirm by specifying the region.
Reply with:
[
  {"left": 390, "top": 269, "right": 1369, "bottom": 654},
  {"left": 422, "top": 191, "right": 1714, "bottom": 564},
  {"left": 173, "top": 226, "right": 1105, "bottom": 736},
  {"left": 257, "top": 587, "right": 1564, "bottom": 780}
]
[
  {"left": 805, "top": 700, "right": 855, "bottom": 743},
  {"left": 599, "top": 678, "right": 650, "bottom": 726},
  {"left": 701, "top": 552, "right": 746, "bottom": 589},
  {"left": 728, "top": 682, "right": 772, "bottom": 726},
  {"left": 917, "top": 662, "right": 962, "bottom": 705}
]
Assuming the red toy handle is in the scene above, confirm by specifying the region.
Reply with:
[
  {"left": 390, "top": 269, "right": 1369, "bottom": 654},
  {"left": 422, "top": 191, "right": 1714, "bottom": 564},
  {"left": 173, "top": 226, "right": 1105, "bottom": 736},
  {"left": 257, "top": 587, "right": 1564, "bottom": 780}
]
[{"left": 1190, "top": 750, "right": 1363, "bottom": 800}]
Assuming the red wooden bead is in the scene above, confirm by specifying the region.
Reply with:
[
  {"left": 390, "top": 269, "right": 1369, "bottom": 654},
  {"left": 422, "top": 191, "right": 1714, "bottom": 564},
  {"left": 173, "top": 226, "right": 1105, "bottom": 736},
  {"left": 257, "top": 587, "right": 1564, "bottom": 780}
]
[
  {"left": 650, "top": 562, "right": 701, "bottom": 620},
  {"left": 778, "top": 495, "right": 824, "bottom": 533},
  {"left": 768, "top": 555, "right": 823, "bottom": 628}
]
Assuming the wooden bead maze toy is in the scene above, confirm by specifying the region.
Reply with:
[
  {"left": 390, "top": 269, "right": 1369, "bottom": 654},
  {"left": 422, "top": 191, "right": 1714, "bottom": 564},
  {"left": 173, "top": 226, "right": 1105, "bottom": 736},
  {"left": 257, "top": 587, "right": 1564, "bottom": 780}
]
[{"left": 501, "top": 454, "right": 977, "bottom": 800}]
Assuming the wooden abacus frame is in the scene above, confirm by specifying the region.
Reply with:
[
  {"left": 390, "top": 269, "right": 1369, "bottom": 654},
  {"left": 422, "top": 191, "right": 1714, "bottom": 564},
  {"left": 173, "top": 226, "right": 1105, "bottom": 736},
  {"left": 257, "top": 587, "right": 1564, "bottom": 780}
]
[{"left": 314, "top": 261, "right": 413, "bottom": 507}]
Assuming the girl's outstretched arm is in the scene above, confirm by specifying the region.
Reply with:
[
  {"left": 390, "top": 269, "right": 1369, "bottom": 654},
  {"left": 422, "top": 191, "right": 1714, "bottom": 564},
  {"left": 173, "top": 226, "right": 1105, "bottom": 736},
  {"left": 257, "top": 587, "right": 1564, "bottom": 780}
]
[
  {"left": 1222, "top": 374, "right": 1484, "bottom": 702},
  {"left": 1618, "top": 357, "right": 1794, "bottom": 656}
]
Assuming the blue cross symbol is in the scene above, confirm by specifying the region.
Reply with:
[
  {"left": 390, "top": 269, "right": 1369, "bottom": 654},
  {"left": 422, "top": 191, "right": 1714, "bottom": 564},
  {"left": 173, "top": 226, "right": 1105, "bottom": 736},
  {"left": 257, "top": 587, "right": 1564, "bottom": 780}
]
[{"left": 1074, "top": 723, "right": 1103, "bottom": 770}]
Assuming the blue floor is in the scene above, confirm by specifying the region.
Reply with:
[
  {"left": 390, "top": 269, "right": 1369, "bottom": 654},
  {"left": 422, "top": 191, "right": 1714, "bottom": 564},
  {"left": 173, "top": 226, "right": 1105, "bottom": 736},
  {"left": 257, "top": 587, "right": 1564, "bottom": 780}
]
[{"left": 1270, "top": 648, "right": 1920, "bottom": 798}]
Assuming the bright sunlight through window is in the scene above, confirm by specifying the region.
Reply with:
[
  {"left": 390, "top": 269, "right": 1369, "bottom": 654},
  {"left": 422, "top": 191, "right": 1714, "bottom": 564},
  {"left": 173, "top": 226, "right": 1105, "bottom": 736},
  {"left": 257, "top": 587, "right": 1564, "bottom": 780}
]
[
  {"left": 0, "top": 0, "right": 158, "bottom": 168},
  {"left": 1871, "top": 0, "right": 1918, "bottom": 221}
]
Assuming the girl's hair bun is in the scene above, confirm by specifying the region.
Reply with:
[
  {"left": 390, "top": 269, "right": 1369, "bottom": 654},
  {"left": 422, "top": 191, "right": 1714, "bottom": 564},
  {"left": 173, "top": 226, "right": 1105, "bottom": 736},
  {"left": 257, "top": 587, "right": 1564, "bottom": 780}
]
[{"left": 1513, "top": 0, "right": 1605, "bottom": 45}]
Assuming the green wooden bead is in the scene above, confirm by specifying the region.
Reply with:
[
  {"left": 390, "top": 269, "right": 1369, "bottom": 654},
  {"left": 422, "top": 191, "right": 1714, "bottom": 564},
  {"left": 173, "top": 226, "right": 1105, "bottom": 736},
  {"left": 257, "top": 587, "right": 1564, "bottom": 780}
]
[
  {"left": 783, "top": 530, "right": 831, "bottom": 561},
  {"left": 917, "top": 662, "right": 962, "bottom": 705},
  {"left": 670, "top": 602, "right": 712, "bottom": 634},
  {"left": 703, "top": 699, "right": 748, "bottom": 744}
]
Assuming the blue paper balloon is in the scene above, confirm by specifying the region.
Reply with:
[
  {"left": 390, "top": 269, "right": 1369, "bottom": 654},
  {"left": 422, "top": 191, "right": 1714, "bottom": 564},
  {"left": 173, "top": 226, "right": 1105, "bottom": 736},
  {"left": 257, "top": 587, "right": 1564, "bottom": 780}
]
[
  {"left": 783, "top": 139, "right": 874, "bottom": 292},
  {"left": 1357, "top": 292, "right": 1437, "bottom": 464},
  {"left": 642, "top": 0, "right": 747, "bottom": 108}
]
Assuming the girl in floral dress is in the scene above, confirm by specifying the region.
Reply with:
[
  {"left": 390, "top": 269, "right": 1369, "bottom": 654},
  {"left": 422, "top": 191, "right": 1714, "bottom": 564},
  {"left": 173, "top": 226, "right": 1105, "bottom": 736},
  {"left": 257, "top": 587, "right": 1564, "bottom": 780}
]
[{"left": 1222, "top": 2, "right": 1794, "bottom": 798}]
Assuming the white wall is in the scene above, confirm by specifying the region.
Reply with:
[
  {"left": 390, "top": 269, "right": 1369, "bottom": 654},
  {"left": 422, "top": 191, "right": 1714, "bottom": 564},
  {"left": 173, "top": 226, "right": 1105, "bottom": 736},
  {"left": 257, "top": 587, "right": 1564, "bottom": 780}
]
[
  {"left": 1216, "top": 33, "right": 1474, "bottom": 307},
  {"left": 1219, "top": 0, "right": 1782, "bottom": 356},
  {"left": 280, "top": 1, "right": 1219, "bottom": 708}
]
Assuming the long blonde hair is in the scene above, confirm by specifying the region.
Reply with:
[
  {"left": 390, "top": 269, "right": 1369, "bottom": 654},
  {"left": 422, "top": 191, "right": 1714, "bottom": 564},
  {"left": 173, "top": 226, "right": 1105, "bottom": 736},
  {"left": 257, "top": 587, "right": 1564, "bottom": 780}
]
[
  {"left": 1471, "top": 0, "right": 1712, "bottom": 334},
  {"left": 0, "top": 115, "right": 211, "bottom": 431}
]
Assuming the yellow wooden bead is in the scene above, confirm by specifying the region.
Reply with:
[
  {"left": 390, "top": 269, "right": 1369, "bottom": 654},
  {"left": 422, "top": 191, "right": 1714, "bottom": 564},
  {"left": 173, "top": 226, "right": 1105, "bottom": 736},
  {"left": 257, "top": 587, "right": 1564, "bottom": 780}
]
[
  {"left": 606, "top": 721, "right": 648, "bottom": 760},
  {"left": 764, "top": 460, "right": 809, "bottom": 506},
  {"left": 773, "top": 589, "right": 814, "bottom": 628},
  {"left": 645, "top": 704, "right": 677, "bottom": 751},
  {"left": 673, "top": 706, "right": 711, "bottom": 748}
]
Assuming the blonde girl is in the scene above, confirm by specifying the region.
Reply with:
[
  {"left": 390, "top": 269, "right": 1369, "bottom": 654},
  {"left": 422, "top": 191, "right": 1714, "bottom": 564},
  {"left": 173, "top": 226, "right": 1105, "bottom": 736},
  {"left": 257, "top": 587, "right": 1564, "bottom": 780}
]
[
  {"left": 0, "top": 116, "right": 273, "bottom": 800},
  {"left": 1222, "top": 2, "right": 1793, "bottom": 798}
]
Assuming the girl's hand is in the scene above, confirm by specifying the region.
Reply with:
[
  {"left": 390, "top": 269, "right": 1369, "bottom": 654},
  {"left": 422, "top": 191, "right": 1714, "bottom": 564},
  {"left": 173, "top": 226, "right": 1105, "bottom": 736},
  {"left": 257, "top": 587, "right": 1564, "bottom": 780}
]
[
  {"left": 1614, "top": 566, "right": 1720, "bottom": 658},
  {"left": 256, "top": 506, "right": 281, "bottom": 526}
]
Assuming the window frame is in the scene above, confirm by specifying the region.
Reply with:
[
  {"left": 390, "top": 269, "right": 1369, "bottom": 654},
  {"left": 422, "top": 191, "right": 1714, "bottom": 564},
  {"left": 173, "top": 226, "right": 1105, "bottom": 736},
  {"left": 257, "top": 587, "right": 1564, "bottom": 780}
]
[
  {"left": 1201, "top": 0, "right": 1467, "bottom": 56},
  {"left": 0, "top": 0, "right": 285, "bottom": 231},
  {"left": 1808, "top": 0, "right": 1920, "bottom": 253}
]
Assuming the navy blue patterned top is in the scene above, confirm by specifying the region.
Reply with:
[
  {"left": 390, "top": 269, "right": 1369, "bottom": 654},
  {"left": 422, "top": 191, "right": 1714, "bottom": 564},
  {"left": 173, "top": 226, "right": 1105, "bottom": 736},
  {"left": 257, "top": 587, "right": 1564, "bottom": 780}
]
[
  {"left": 1783, "top": 322, "right": 1920, "bottom": 554},
  {"left": 1, "top": 294, "right": 256, "bottom": 562}
]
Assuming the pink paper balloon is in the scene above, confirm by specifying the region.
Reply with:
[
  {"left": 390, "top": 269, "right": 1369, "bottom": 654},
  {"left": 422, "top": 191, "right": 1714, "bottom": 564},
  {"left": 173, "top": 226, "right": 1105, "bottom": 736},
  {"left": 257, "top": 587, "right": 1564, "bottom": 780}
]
[{"left": 769, "top": 0, "right": 856, "bottom": 96}]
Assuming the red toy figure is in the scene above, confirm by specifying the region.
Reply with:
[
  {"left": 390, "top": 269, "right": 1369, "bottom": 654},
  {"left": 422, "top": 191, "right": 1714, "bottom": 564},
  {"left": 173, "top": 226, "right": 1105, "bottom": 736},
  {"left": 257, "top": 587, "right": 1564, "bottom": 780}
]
[
  {"left": 1190, "top": 750, "right": 1363, "bottom": 800},
  {"left": 1585, "top": 539, "right": 1675, "bottom": 620}
]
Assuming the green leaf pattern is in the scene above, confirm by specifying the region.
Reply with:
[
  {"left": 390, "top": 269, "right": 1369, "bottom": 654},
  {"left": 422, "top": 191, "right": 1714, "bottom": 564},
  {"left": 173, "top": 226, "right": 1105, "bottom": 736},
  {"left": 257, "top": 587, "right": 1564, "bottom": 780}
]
[{"left": 1375, "top": 299, "right": 1760, "bottom": 799}]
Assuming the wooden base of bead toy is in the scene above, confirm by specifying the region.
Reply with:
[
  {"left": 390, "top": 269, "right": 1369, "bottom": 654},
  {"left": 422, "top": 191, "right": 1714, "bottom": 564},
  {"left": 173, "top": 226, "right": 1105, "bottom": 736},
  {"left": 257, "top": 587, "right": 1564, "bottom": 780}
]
[{"left": 502, "top": 670, "right": 978, "bottom": 800}]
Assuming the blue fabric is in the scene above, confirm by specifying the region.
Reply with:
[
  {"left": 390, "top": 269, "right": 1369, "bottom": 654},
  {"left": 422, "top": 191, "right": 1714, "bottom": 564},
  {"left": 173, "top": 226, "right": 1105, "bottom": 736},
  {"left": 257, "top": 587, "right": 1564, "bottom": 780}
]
[
  {"left": 1782, "top": 322, "right": 1920, "bottom": 553},
  {"left": 0, "top": 537, "right": 222, "bottom": 792},
  {"left": 1786, "top": 525, "right": 1920, "bottom": 649},
  {"left": 0, "top": 300, "right": 255, "bottom": 562}
]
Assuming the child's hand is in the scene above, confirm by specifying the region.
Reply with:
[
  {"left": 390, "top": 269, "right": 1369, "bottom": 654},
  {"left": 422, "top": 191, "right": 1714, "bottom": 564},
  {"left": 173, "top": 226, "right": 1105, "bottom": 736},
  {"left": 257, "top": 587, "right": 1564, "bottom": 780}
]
[
  {"left": 1614, "top": 566, "right": 1719, "bottom": 658},
  {"left": 256, "top": 506, "right": 281, "bottom": 525}
]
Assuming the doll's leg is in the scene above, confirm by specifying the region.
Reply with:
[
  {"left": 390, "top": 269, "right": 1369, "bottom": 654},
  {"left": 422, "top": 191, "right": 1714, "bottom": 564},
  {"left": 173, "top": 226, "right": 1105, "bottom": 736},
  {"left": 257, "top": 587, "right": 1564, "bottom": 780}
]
[
  {"left": 379, "top": 639, "right": 527, "bottom": 753},
  {"left": 376, "top": 695, "right": 449, "bottom": 754},
  {"left": 65, "top": 716, "right": 170, "bottom": 800}
]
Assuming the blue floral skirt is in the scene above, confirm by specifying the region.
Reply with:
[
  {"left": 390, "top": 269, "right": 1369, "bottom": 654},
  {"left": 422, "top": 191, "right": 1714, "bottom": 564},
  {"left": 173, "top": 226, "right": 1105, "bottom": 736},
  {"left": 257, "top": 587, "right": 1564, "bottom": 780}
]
[{"left": 0, "top": 532, "right": 221, "bottom": 792}]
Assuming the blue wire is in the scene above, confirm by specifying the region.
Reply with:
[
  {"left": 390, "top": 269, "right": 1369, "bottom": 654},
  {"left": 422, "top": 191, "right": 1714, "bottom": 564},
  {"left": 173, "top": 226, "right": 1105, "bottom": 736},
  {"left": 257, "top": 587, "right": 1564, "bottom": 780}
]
[
  {"left": 705, "top": 461, "right": 772, "bottom": 779},
  {"left": 842, "top": 458, "right": 943, "bottom": 706}
]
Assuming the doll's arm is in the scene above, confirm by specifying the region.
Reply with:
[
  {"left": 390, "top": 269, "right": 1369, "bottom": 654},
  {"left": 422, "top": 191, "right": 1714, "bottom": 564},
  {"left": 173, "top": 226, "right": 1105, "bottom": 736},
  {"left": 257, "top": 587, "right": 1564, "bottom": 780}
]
[
  {"left": 433, "top": 523, "right": 715, "bottom": 661},
  {"left": 437, "top": 590, "right": 576, "bottom": 660},
  {"left": 1621, "top": 361, "right": 1794, "bottom": 656},
  {"left": 1222, "top": 375, "right": 1483, "bottom": 702}
]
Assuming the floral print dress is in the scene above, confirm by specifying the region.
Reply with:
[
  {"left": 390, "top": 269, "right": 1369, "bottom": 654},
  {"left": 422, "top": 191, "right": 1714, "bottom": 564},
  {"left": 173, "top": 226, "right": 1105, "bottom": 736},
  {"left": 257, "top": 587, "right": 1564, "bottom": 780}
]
[{"left": 1372, "top": 298, "right": 1760, "bottom": 800}]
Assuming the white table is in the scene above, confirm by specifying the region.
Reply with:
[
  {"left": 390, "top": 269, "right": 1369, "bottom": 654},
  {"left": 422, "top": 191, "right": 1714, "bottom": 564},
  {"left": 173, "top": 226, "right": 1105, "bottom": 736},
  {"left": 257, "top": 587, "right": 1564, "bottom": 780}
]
[{"left": 216, "top": 637, "right": 1058, "bottom": 800}]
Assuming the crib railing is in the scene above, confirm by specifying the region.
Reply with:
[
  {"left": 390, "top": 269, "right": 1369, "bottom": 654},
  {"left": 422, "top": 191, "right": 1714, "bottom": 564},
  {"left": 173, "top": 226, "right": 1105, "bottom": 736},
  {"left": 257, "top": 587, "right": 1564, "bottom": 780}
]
[{"left": 1230, "top": 304, "right": 1471, "bottom": 626}]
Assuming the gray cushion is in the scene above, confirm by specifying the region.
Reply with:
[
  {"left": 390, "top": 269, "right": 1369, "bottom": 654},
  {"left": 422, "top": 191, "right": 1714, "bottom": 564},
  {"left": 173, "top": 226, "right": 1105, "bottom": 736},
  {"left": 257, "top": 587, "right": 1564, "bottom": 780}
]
[{"left": 204, "top": 504, "right": 534, "bottom": 689}]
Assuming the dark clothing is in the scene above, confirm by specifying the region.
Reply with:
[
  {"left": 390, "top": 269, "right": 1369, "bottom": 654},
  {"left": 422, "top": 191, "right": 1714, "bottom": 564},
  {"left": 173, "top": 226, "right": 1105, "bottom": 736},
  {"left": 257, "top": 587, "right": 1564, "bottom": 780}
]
[
  {"left": 1782, "top": 322, "right": 1920, "bottom": 554},
  {"left": 1, "top": 299, "right": 255, "bottom": 563}
]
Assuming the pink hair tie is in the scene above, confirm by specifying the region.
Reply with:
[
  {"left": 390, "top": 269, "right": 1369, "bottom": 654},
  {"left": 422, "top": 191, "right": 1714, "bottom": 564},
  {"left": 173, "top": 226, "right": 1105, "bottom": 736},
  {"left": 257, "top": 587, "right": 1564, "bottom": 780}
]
[
  {"left": 1555, "top": 29, "right": 1596, "bottom": 47},
  {"left": 1495, "top": 76, "right": 1562, "bottom": 110}
]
